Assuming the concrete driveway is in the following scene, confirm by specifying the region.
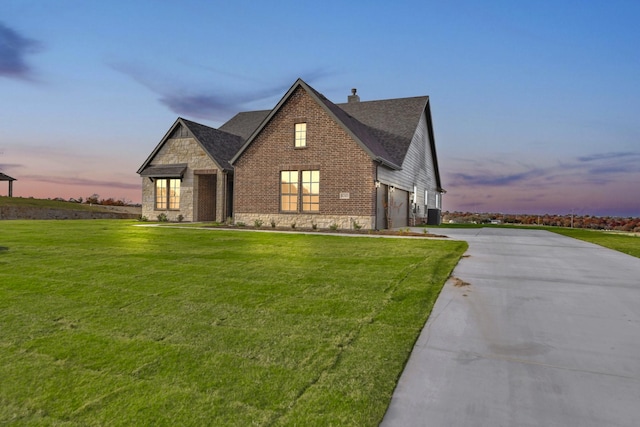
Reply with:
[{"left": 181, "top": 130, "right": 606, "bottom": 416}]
[{"left": 382, "top": 227, "right": 640, "bottom": 427}]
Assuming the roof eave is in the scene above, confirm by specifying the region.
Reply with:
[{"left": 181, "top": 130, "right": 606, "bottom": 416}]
[
  {"left": 300, "top": 81, "right": 403, "bottom": 167},
  {"left": 423, "top": 99, "right": 443, "bottom": 192},
  {"left": 376, "top": 157, "right": 402, "bottom": 170}
]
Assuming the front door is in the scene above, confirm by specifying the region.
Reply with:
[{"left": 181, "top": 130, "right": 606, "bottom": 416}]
[{"left": 197, "top": 174, "right": 217, "bottom": 221}]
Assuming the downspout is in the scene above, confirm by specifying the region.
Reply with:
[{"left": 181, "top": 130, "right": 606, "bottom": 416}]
[
  {"left": 374, "top": 164, "right": 378, "bottom": 230},
  {"left": 222, "top": 171, "right": 228, "bottom": 223},
  {"left": 374, "top": 161, "right": 381, "bottom": 230}
]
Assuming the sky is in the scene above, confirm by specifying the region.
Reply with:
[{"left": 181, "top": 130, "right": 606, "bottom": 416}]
[{"left": 1, "top": 0, "right": 639, "bottom": 217}]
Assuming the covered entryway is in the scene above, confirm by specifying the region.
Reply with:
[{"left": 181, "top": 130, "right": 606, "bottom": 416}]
[{"left": 197, "top": 174, "right": 216, "bottom": 221}]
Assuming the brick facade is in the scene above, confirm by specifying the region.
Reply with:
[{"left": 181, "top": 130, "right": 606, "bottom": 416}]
[{"left": 233, "top": 87, "right": 377, "bottom": 229}]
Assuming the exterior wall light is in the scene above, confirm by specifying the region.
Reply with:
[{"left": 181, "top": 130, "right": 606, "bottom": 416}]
[{"left": 374, "top": 180, "right": 380, "bottom": 188}]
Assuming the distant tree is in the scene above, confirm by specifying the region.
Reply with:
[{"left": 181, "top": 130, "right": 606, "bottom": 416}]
[
  {"left": 100, "top": 197, "right": 125, "bottom": 206},
  {"left": 85, "top": 194, "right": 100, "bottom": 204}
]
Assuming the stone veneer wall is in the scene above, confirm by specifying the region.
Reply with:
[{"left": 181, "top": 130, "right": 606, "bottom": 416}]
[
  {"left": 235, "top": 213, "right": 374, "bottom": 230},
  {"left": 141, "top": 138, "right": 220, "bottom": 222}
]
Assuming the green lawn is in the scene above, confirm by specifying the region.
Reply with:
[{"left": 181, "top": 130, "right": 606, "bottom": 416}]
[
  {"left": 430, "top": 223, "right": 640, "bottom": 258},
  {"left": 0, "top": 220, "right": 467, "bottom": 426},
  {"left": 0, "top": 196, "right": 104, "bottom": 211},
  {"left": 549, "top": 228, "right": 640, "bottom": 258}
]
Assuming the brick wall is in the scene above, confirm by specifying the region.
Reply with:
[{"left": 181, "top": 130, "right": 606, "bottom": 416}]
[{"left": 234, "top": 87, "right": 377, "bottom": 229}]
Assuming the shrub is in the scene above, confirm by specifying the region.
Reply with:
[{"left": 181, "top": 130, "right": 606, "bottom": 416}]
[
  {"left": 236, "top": 222, "right": 246, "bottom": 227},
  {"left": 157, "top": 213, "right": 168, "bottom": 222},
  {"left": 177, "top": 214, "right": 184, "bottom": 223},
  {"left": 312, "top": 223, "right": 318, "bottom": 230},
  {"left": 329, "top": 223, "right": 339, "bottom": 231},
  {"left": 352, "top": 220, "right": 362, "bottom": 230},
  {"left": 138, "top": 215, "right": 148, "bottom": 222},
  {"left": 254, "top": 219, "right": 263, "bottom": 228},
  {"left": 270, "top": 219, "right": 276, "bottom": 228},
  {"left": 291, "top": 222, "right": 296, "bottom": 229}
]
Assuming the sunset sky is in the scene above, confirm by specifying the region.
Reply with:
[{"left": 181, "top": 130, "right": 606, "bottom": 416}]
[{"left": 1, "top": 1, "right": 639, "bottom": 217}]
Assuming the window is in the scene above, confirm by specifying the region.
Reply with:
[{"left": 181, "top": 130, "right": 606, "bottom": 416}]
[
  {"left": 435, "top": 192, "right": 442, "bottom": 209},
  {"left": 301, "top": 170, "right": 320, "bottom": 212},
  {"left": 280, "top": 171, "right": 298, "bottom": 211},
  {"left": 156, "top": 179, "right": 180, "bottom": 209},
  {"left": 294, "top": 123, "right": 307, "bottom": 147},
  {"left": 424, "top": 190, "right": 429, "bottom": 211},
  {"left": 280, "top": 170, "right": 319, "bottom": 212}
]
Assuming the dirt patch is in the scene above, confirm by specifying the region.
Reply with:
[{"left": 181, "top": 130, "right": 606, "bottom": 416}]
[{"left": 452, "top": 276, "right": 471, "bottom": 287}]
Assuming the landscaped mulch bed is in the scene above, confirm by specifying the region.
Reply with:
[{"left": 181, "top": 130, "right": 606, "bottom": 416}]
[{"left": 199, "top": 224, "right": 447, "bottom": 238}]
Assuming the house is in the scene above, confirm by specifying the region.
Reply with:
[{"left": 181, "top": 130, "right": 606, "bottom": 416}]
[{"left": 138, "top": 79, "right": 443, "bottom": 228}]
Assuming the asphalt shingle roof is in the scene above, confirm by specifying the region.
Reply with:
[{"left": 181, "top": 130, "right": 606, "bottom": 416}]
[
  {"left": 138, "top": 163, "right": 187, "bottom": 178},
  {"left": 337, "top": 96, "right": 429, "bottom": 167},
  {"left": 219, "top": 110, "right": 270, "bottom": 140},
  {"left": 180, "top": 118, "right": 244, "bottom": 171},
  {"left": 139, "top": 79, "right": 438, "bottom": 189}
]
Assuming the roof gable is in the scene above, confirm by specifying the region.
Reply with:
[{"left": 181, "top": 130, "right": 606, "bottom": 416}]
[
  {"left": 229, "top": 79, "right": 430, "bottom": 170},
  {"left": 137, "top": 118, "right": 244, "bottom": 174},
  {"left": 180, "top": 119, "right": 244, "bottom": 170}
]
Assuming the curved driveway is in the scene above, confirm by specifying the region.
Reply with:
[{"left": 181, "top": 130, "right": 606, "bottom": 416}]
[{"left": 382, "top": 228, "right": 640, "bottom": 427}]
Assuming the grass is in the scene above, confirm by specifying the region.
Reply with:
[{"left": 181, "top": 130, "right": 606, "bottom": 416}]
[
  {"left": 0, "top": 220, "right": 467, "bottom": 426},
  {"left": 429, "top": 223, "right": 640, "bottom": 258},
  {"left": 549, "top": 227, "right": 640, "bottom": 258},
  {"left": 0, "top": 196, "right": 106, "bottom": 211}
]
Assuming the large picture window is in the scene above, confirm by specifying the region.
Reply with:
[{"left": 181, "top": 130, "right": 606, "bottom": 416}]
[
  {"left": 156, "top": 179, "right": 180, "bottom": 210},
  {"left": 280, "top": 170, "right": 319, "bottom": 212},
  {"left": 280, "top": 171, "right": 298, "bottom": 212},
  {"left": 294, "top": 123, "right": 307, "bottom": 147},
  {"left": 301, "top": 170, "right": 319, "bottom": 212}
]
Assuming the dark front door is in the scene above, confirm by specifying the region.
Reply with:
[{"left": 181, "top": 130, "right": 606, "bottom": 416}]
[{"left": 197, "top": 174, "right": 217, "bottom": 221}]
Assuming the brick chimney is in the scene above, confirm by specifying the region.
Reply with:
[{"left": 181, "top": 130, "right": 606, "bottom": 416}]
[{"left": 348, "top": 88, "right": 360, "bottom": 103}]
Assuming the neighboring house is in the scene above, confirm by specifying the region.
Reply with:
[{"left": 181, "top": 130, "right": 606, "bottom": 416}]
[{"left": 138, "top": 78, "right": 444, "bottom": 228}]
